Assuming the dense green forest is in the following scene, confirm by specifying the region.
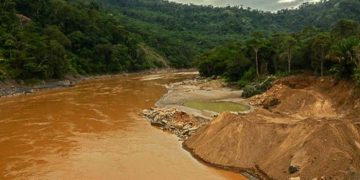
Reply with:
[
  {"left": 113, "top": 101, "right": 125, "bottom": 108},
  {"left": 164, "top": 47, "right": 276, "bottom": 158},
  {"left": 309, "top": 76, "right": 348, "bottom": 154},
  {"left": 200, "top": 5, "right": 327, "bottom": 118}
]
[
  {"left": 102, "top": 0, "right": 360, "bottom": 68},
  {"left": 0, "top": 0, "right": 168, "bottom": 80},
  {"left": 196, "top": 19, "right": 360, "bottom": 96},
  {"left": 1, "top": 0, "right": 360, "bottom": 81}
]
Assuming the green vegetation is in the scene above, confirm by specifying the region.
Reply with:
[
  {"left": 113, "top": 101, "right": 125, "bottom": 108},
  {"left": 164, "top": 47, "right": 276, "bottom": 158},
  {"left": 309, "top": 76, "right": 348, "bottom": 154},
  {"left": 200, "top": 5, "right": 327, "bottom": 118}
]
[
  {"left": 101, "top": 0, "right": 360, "bottom": 69},
  {"left": 1, "top": 0, "right": 360, "bottom": 82},
  {"left": 196, "top": 19, "right": 360, "bottom": 88},
  {"left": 241, "top": 77, "right": 275, "bottom": 98},
  {"left": 183, "top": 100, "right": 250, "bottom": 113},
  {"left": 0, "top": 0, "right": 168, "bottom": 80}
]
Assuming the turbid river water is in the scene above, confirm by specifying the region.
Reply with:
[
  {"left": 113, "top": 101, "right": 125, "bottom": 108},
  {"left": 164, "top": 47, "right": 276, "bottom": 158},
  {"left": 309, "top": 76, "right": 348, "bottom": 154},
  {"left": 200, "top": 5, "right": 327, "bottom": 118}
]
[{"left": 0, "top": 72, "right": 246, "bottom": 180}]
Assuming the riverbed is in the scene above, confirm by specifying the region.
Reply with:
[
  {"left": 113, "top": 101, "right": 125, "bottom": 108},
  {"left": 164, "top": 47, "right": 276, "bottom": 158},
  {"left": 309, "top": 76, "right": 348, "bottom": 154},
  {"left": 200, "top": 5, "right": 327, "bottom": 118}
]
[{"left": 0, "top": 72, "right": 246, "bottom": 179}]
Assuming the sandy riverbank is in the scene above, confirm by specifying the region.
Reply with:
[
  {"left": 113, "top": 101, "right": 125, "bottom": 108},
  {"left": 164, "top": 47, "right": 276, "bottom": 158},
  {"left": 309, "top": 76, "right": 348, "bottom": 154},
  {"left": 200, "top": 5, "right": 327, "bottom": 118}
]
[
  {"left": 143, "top": 77, "right": 252, "bottom": 140},
  {"left": 144, "top": 74, "right": 360, "bottom": 179}
]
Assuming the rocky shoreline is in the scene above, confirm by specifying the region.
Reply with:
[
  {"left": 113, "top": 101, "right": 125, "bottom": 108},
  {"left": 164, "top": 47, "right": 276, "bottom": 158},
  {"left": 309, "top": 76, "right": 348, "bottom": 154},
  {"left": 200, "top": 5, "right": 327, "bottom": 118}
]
[
  {"left": 143, "top": 74, "right": 360, "bottom": 180},
  {"left": 0, "top": 79, "right": 78, "bottom": 97},
  {"left": 142, "top": 107, "right": 210, "bottom": 141},
  {"left": 141, "top": 77, "right": 249, "bottom": 140},
  {"left": 141, "top": 77, "right": 260, "bottom": 179}
]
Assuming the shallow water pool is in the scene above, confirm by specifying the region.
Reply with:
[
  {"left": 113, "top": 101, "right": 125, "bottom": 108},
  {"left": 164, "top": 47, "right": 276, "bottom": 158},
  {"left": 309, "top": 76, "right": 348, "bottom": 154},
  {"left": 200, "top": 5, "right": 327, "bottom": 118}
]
[{"left": 183, "top": 100, "right": 250, "bottom": 113}]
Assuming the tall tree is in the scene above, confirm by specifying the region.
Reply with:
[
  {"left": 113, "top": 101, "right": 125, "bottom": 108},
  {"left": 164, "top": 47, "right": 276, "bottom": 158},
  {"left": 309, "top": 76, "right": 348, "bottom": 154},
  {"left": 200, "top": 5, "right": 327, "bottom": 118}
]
[
  {"left": 331, "top": 19, "right": 360, "bottom": 39},
  {"left": 247, "top": 32, "right": 265, "bottom": 77},
  {"left": 311, "top": 32, "right": 331, "bottom": 76},
  {"left": 43, "top": 40, "right": 69, "bottom": 78},
  {"left": 283, "top": 35, "right": 297, "bottom": 73}
]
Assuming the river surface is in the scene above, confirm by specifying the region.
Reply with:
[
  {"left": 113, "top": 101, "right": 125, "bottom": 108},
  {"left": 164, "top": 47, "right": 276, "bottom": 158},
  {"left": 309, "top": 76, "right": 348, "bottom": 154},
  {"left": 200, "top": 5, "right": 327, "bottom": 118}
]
[{"left": 0, "top": 72, "right": 246, "bottom": 180}]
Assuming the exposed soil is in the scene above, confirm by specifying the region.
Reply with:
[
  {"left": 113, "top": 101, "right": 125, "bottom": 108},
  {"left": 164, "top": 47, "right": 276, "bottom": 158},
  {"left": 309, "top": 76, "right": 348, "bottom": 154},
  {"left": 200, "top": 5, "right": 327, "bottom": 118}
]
[
  {"left": 155, "top": 78, "right": 251, "bottom": 119},
  {"left": 142, "top": 78, "right": 252, "bottom": 141},
  {"left": 184, "top": 74, "right": 360, "bottom": 179}
]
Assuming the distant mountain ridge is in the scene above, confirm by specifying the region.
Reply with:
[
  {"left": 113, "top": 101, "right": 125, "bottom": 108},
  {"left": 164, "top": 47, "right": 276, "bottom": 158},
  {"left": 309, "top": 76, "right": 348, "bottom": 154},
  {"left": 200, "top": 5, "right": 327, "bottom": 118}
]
[
  {"left": 98, "top": 0, "right": 360, "bottom": 65},
  {"left": 104, "top": 0, "right": 360, "bottom": 32},
  {"left": 167, "top": 0, "right": 321, "bottom": 12}
]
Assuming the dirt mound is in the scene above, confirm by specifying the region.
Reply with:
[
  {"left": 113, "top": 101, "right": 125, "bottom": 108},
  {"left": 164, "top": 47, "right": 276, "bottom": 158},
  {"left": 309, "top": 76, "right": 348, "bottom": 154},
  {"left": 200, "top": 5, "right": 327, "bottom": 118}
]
[
  {"left": 184, "top": 74, "right": 360, "bottom": 179},
  {"left": 184, "top": 113, "right": 360, "bottom": 179},
  {"left": 250, "top": 74, "right": 360, "bottom": 119}
]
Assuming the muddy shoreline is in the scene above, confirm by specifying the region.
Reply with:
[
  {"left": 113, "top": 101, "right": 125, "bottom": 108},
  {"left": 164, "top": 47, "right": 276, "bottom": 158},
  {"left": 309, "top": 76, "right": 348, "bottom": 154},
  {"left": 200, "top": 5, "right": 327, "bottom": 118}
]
[
  {"left": 0, "top": 69, "right": 196, "bottom": 98},
  {"left": 142, "top": 77, "right": 252, "bottom": 140},
  {"left": 144, "top": 74, "right": 360, "bottom": 180},
  {"left": 0, "top": 71, "right": 248, "bottom": 180},
  {"left": 182, "top": 142, "right": 269, "bottom": 180},
  {"left": 142, "top": 77, "right": 258, "bottom": 178},
  {"left": 0, "top": 78, "right": 79, "bottom": 97}
]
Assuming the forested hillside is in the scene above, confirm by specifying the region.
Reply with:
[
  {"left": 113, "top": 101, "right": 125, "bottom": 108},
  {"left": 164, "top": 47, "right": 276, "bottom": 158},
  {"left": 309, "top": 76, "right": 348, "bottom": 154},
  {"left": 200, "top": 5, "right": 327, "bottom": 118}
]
[
  {"left": 0, "top": 0, "right": 168, "bottom": 80},
  {"left": 105, "top": 0, "right": 360, "bottom": 34},
  {"left": 1, "top": 0, "right": 360, "bottom": 80},
  {"left": 102, "top": 0, "right": 360, "bottom": 84},
  {"left": 102, "top": 0, "right": 360, "bottom": 69},
  {"left": 196, "top": 19, "right": 360, "bottom": 92}
]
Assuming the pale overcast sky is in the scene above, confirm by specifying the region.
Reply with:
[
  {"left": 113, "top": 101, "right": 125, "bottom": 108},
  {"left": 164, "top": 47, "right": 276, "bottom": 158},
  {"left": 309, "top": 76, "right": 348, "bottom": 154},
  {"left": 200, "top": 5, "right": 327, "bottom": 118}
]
[{"left": 168, "top": 0, "right": 321, "bottom": 11}]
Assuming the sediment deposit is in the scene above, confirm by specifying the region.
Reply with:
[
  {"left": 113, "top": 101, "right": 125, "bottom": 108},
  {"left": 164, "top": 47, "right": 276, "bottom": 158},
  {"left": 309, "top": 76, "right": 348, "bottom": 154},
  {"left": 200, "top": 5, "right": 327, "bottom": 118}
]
[{"left": 184, "top": 75, "right": 360, "bottom": 179}]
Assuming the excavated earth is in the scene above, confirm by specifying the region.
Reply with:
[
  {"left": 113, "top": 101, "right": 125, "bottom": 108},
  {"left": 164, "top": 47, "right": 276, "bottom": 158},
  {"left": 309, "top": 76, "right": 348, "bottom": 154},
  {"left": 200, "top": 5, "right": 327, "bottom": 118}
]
[
  {"left": 143, "top": 78, "right": 250, "bottom": 141},
  {"left": 184, "top": 74, "right": 360, "bottom": 179}
]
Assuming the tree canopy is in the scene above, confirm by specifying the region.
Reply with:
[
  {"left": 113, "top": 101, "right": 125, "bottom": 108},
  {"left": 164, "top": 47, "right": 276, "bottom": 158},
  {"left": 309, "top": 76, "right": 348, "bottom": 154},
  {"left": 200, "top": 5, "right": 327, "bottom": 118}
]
[
  {"left": 0, "top": 0, "right": 360, "bottom": 81},
  {"left": 196, "top": 20, "right": 360, "bottom": 86}
]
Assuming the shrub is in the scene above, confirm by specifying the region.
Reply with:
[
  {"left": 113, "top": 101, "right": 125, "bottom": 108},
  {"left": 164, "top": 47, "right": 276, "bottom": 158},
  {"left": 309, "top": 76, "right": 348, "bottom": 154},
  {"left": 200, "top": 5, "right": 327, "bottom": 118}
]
[
  {"left": 241, "top": 67, "right": 257, "bottom": 82},
  {"left": 241, "top": 76, "right": 275, "bottom": 98},
  {"left": 258, "top": 76, "right": 275, "bottom": 92},
  {"left": 237, "top": 79, "right": 249, "bottom": 88},
  {"left": 354, "top": 68, "right": 360, "bottom": 87},
  {"left": 236, "top": 67, "right": 257, "bottom": 88},
  {"left": 242, "top": 85, "right": 259, "bottom": 98}
]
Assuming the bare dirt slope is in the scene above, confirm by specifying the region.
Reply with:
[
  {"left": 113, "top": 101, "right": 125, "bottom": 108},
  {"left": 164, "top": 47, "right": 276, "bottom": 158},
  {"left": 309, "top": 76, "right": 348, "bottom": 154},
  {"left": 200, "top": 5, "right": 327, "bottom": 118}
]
[{"left": 184, "top": 74, "right": 360, "bottom": 179}]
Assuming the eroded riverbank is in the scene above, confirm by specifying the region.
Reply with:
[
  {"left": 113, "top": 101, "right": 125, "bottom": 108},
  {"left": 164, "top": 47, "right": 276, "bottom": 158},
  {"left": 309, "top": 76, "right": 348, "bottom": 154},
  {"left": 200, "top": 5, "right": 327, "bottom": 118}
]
[
  {"left": 145, "top": 74, "right": 360, "bottom": 179},
  {"left": 142, "top": 78, "right": 252, "bottom": 141},
  {"left": 0, "top": 72, "right": 246, "bottom": 180}
]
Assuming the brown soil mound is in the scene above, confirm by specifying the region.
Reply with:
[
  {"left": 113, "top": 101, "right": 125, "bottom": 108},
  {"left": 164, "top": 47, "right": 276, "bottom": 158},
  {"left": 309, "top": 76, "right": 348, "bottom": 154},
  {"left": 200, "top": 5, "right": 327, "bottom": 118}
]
[{"left": 184, "top": 74, "right": 360, "bottom": 179}]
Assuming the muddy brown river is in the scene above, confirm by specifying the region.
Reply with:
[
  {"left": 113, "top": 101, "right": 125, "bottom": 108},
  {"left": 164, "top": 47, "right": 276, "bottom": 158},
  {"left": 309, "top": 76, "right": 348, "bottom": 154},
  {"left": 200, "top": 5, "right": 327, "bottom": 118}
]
[{"left": 0, "top": 72, "right": 246, "bottom": 180}]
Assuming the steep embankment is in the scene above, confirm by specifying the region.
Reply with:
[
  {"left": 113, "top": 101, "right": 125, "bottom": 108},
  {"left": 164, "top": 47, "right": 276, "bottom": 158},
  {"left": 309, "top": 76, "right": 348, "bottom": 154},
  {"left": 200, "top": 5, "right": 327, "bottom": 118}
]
[{"left": 184, "top": 74, "right": 360, "bottom": 179}]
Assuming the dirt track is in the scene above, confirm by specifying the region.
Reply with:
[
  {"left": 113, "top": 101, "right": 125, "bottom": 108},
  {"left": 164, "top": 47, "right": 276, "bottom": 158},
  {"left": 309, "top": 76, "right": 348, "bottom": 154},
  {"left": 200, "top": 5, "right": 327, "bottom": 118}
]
[{"left": 184, "top": 74, "right": 360, "bottom": 179}]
